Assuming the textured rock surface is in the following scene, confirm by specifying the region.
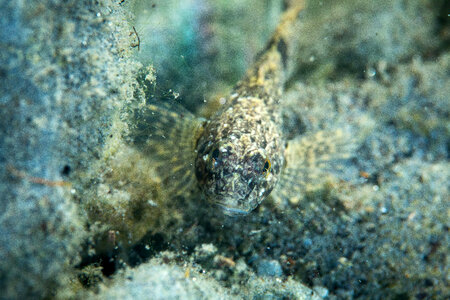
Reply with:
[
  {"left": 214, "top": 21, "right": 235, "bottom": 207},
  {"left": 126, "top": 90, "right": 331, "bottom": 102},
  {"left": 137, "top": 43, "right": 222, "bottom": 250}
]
[{"left": 0, "top": 0, "right": 139, "bottom": 298}]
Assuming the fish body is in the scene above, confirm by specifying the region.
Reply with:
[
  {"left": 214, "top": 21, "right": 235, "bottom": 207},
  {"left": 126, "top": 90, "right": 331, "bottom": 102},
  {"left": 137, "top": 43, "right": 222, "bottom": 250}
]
[
  {"left": 195, "top": 47, "right": 287, "bottom": 214},
  {"left": 194, "top": 3, "right": 304, "bottom": 214},
  {"left": 130, "top": 1, "right": 355, "bottom": 215}
]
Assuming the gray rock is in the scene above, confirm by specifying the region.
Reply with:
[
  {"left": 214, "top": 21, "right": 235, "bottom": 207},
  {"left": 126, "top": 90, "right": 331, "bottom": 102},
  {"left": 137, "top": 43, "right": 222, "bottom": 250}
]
[{"left": 256, "top": 259, "right": 283, "bottom": 277}]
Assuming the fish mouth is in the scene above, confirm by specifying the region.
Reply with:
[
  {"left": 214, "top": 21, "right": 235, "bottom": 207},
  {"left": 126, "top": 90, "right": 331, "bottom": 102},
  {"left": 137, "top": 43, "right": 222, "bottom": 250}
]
[
  {"left": 212, "top": 184, "right": 257, "bottom": 216},
  {"left": 215, "top": 202, "right": 250, "bottom": 216}
]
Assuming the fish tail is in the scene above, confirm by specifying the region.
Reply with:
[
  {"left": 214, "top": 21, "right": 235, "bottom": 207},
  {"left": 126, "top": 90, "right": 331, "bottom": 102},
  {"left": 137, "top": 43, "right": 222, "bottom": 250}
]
[
  {"left": 269, "top": 0, "right": 305, "bottom": 68},
  {"left": 237, "top": 0, "right": 305, "bottom": 96}
]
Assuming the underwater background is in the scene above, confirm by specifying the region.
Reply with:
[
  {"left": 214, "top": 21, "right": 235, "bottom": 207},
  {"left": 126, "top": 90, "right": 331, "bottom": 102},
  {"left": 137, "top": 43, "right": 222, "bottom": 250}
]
[{"left": 0, "top": 0, "right": 448, "bottom": 299}]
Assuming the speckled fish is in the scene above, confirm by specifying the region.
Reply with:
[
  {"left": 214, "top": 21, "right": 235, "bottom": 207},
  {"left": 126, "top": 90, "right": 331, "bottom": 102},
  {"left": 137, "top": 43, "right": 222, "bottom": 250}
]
[{"left": 130, "top": 0, "right": 355, "bottom": 215}]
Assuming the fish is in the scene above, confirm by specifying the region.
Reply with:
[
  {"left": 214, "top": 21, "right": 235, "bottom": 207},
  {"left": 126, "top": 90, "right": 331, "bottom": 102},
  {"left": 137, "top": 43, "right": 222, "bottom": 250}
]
[{"left": 128, "top": 0, "right": 357, "bottom": 215}]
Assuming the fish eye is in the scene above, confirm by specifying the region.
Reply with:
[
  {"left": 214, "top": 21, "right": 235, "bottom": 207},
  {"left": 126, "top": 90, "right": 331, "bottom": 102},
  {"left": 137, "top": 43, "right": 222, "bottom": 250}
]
[
  {"left": 212, "top": 148, "right": 220, "bottom": 160},
  {"left": 211, "top": 148, "right": 221, "bottom": 169},
  {"left": 262, "top": 158, "right": 271, "bottom": 177}
]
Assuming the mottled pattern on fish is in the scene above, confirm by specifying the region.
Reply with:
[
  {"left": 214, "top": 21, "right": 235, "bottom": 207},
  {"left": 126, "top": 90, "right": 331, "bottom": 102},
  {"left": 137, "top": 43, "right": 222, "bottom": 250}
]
[
  {"left": 194, "top": 3, "right": 304, "bottom": 214},
  {"left": 129, "top": 0, "right": 357, "bottom": 216}
]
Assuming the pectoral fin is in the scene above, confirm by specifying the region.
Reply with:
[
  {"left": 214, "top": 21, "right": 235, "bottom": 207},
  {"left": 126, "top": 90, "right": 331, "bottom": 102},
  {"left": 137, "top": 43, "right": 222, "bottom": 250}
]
[
  {"left": 272, "top": 128, "right": 358, "bottom": 206},
  {"left": 126, "top": 101, "right": 205, "bottom": 196}
]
